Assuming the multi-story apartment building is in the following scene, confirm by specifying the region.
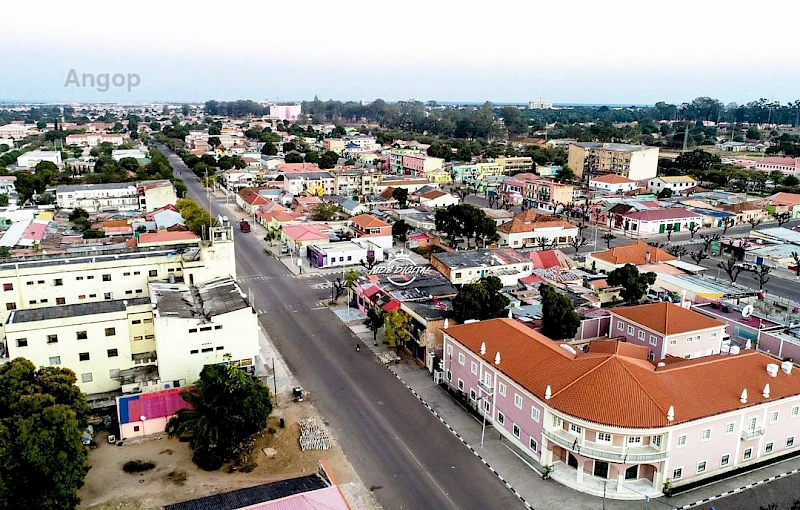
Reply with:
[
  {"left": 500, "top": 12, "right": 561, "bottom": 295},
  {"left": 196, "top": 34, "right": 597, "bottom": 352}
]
[
  {"left": 65, "top": 133, "right": 125, "bottom": 147},
  {"left": 0, "top": 123, "right": 33, "bottom": 139},
  {"left": 451, "top": 162, "right": 505, "bottom": 182},
  {"left": 137, "top": 180, "right": 178, "bottom": 212},
  {"left": 568, "top": 142, "right": 659, "bottom": 181},
  {"left": 385, "top": 148, "right": 423, "bottom": 175},
  {"left": 496, "top": 156, "right": 533, "bottom": 174},
  {"left": 333, "top": 168, "right": 382, "bottom": 197},
  {"left": 268, "top": 103, "right": 302, "bottom": 121},
  {"left": 443, "top": 318, "right": 800, "bottom": 500},
  {"left": 151, "top": 278, "right": 259, "bottom": 385},
  {"left": 401, "top": 153, "right": 444, "bottom": 177},
  {"left": 56, "top": 183, "right": 139, "bottom": 212},
  {"left": 512, "top": 173, "right": 575, "bottom": 213},
  {"left": 609, "top": 302, "right": 727, "bottom": 361}
]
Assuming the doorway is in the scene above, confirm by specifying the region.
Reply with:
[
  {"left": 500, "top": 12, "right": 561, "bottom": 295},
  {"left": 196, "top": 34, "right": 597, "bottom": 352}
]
[
  {"left": 625, "top": 465, "right": 638, "bottom": 480},
  {"left": 567, "top": 453, "right": 579, "bottom": 469},
  {"left": 593, "top": 461, "right": 609, "bottom": 479}
]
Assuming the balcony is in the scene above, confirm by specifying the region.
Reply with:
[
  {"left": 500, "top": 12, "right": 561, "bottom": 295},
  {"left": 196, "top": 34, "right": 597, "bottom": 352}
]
[
  {"left": 741, "top": 428, "right": 765, "bottom": 441},
  {"left": 543, "top": 428, "right": 669, "bottom": 463}
]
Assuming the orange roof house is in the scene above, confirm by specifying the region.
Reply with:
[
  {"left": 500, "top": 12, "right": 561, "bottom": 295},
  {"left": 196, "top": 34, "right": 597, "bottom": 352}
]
[{"left": 587, "top": 241, "right": 675, "bottom": 272}]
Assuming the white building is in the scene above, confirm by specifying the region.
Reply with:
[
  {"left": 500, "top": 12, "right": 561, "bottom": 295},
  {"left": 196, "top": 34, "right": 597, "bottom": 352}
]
[
  {"left": 65, "top": 133, "right": 125, "bottom": 147},
  {"left": 56, "top": 183, "right": 139, "bottom": 212},
  {"left": 497, "top": 210, "right": 578, "bottom": 248},
  {"left": 5, "top": 298, "right": 156, "bottom": 395},
  {"left": 112, "top": 148, "right": 148, "bottom": 162},
  {"left": 589, "top": 174, "right": 639, "bottom": 193},
  {"left": 151, "top": 278, "right": 259, "bottom": 384},
  {"left": 0, "top": 124, "right": 32, "bottom": 139},
  {"left": 137, "top": 181, "right": 178, "bottom": 212},
  {"left": 648, "top": 176, "right": 699, "bottom": 194},
  {"left": 306, "top": 240, "right": 384, "bottom": 269},
  {"left": 269, "top": 104, "right": 302, "bottom": 121},
  {"left": 431, "top": 248, "right": 532, "bottom": 286},
  {"left": 17, "top": 150, "right": 62, "bottom": 168}
]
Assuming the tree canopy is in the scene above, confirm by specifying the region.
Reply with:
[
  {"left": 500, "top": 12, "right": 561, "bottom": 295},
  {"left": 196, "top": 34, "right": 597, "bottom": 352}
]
[
  {"left": 452, "top": 276, "right": 510, "bottom": 323},
  {"left": 540, "top": 284, "right": 582, "bottom": 340},
  {"left": 606, "top": 264, "right": 657, "bottom": 304},
  {"left": 0, "top": 358, "right": 89, "bottom": 509},
  {"left": 434, "top": 203, "right": 498, "bottom": 248},
  {"left": 166, "top": 362, "right": 272, "bottom": 471}
]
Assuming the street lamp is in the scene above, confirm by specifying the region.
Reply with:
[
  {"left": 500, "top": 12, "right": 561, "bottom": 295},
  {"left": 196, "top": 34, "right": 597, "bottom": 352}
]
[{"left": 140, "top": 415, "right": 147, "bottom": 435}]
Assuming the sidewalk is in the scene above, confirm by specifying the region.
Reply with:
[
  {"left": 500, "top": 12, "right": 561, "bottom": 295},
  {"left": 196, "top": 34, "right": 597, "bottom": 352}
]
[{"left": 329, "top": 300, "right": 800, "bottom": 510}]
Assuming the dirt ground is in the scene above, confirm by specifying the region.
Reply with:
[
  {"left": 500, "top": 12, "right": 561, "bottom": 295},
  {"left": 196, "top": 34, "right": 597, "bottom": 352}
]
[{"left": 78, "top": 401, "right": 357, "bottom": 510}]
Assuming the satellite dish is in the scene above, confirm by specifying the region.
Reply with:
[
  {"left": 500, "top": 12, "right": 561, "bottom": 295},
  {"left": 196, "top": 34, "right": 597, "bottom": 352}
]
[{"left": 742, "top": 305, "right": 754, "bottom": 318}]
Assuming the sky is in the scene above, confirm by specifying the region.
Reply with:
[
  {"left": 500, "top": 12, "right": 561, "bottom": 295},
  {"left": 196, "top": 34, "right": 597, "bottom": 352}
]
[{"left": 3, "top": 0, "right": 799, "bottom": 105}]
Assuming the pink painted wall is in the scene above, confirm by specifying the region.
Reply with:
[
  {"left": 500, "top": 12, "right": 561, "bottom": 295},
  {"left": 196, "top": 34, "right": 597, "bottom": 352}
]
[{"left": 610, "top": 316, "right": 664, "bottom": 359}]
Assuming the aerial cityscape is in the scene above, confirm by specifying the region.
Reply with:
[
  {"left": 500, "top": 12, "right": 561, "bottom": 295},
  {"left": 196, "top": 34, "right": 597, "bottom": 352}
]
[{"left": 2, "top": 2, "right": 800, "bottom": 510}]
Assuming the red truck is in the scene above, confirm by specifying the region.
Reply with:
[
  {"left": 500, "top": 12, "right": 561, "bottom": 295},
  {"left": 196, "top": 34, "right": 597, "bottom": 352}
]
[{"left": 239, "top": 220, "right": 251, "bottom": 233}]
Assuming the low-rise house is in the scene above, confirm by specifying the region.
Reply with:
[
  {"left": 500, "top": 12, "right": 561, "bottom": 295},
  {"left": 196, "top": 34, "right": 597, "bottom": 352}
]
[
  {"left": 137, "top": 180, "right": 177, "bottom": 212},
  {"left": 647, "top": 176, "right": 698, "bottom": 194},
  {"left": 497, "top": 210, "right": 577, "bottom": 248},
  {"left": 283, "top": 171, "right": 336, "bottom": 196},
  {"left": 443, "top": 318, "right": 800, "bottom": 500},
  {"left": 417, "top": 189, "right": 459, "bottom": 208},
  {"left": 609, "top": 302, "right": 727, "bottom": 360},
  {"left": 513, "top": 173, "right": 575, "bottom": 213},
  {"left": 349, "top": 214, "right": 393, "bottom": 250},
  {"left": 431, "top": 248, "right": 531, "bottom": 286},
  {"left": 112, "top": 148, "right": 148, "bottom": 162},
  {"left": 619, "top": 208, "right": 703, "bottom": 237},
  {"left": 116, "top": 387, "right": 192, "bottom": 440},
  {"left": 137, "top": 231, "right": 199, "bottom": 248},
  {"left": 151, "top": 277, "right": 259, "bottom": 384},
  {"left": 236, "top": 187, "right": 272, "bottom": 214},
  {"left": 717, "top": 201, "right": 768, "bottom": 224},
  {"left": 282, "top": 224, "right": 331, "bottom": 256},
  {"left": 306, "top": 240, "right": 383, "bottom": 269},
  {"left": 590, "top": 174, "right": 639, "bottom": 194},
  {"left": 761, "top": 192, "right": 800, "bottom": 218},
  {"left": 586, "top": 241, "right": 676, "bottom": 273}
]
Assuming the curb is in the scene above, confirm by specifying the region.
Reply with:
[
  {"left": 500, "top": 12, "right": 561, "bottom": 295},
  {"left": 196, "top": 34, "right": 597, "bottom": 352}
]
[
  {"left": 676, "top": 466, "right": 800, "bottom": 509},
  {"left": 389, "top": 369, "right": 535, "bottom": 510}
]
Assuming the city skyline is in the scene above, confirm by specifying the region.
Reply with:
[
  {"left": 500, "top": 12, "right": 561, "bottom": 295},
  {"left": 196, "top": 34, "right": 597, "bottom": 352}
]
[{"left": 3, "top": 0, "right": 798, "bottom": 104}]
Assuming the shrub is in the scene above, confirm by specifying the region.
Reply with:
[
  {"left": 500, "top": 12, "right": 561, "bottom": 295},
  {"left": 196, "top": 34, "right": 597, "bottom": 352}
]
[{"left": 122, "top": 460, "right": 156, "bottom": 473}]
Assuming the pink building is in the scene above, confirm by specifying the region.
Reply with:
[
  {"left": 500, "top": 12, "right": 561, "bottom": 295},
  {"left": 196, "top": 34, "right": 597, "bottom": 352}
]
[
  {"left": 443, "top": 318, "right": 800, "bottom": 500},
  {"left": 609, "top": 302, "right": 727, "bottom": 361},
  {"left": 755, "top": 157, "right": 800, "bottom": 175},
  {"left": 269, "top": 104, "right": 302, "bottom": 121},
  {"left": 116, "top": 387, "right": 193, "bottom": 440}
]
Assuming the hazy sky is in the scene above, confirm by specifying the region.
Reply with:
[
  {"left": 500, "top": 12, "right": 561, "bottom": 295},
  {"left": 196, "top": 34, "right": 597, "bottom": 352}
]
[{"left": 3, "top": 0, "right": 799, "bottom": 105}]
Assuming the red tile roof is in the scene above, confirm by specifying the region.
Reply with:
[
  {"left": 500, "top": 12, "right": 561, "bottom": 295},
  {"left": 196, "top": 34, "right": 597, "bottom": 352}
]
[
  {"left": 350, "top": 214, "right": 390, "bottom": 230},
  {"left": 591, "top": 174, "right": 635, "bottom": 184},
  {"left": 446, "top": 319, "right": 800, "bottom": 427},
  {"left": 590, "top": 241, "right": 676, "bottom": 266},
  {"left": 498, "top": 210, "right": 574, "bottom": 234},
  {"left": 610, "top": 302, "right": 725, "bottom": 335}
]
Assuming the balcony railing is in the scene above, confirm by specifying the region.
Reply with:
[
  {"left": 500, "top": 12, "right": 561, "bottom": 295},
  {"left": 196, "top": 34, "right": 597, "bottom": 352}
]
[
  {"left": 741, "top": 428, "right": 765, "bottom": 440},
  {"left": 543, "top": 429, "right": 669, "bottom": 463}
]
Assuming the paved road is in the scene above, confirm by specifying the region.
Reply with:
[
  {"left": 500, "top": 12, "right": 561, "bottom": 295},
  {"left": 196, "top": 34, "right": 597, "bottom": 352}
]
[{"left": 160, "top": 144, "right": 524, "bottom": 510}]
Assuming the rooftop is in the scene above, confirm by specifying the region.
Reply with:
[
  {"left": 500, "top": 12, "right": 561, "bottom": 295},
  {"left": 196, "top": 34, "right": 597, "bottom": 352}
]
[
  {"left": 446, "top": 318, "right": 800, "bottom": 428},
  {"left": 623, "top": 208, "right": 701, "bottom": 221},
  {"left": 433, "top": 248, "right": 529, "bottom": 269},
  {"left": 590, "top": 241, "right": 676, "bottom": 266},
  {"left": 610, "top": 302, "right": 725, "bottom": 335},
  {"left": 573, "top": 142, "right": 654, "bottom": 153},
  {"left": 151, "top": 277, "right": 248, "bottom": 319},
  {"left": 8, "top": 297, "right": 150, "bottom": 324},
  {"left": 498, "top": 210, "right": 575, "bottom": 234},
  {"left": 163, "top": 475, "right": 330, "bottom": 510},
  {"left": 591, "top": 174, "right": 636, "bottom": 184},
  {"left": 350, "top": 213, "right": 390, "bottom": 230},
  {"left": 56, "top": 182, "right": 137, "bottom": 193}
]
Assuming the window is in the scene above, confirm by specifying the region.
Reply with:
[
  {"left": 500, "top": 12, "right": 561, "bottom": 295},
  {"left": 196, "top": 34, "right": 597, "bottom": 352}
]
[
  {"left": 570, "top": 423, "right": 582, "bottom": 435},
  {"left": 697, "top": 461, "right": 707, "bottom": 474},
  {"left": 133, "top": 425, "right": 140, "bottom": 432},
  {"left": 597, "top": 432, "right": 612, "bottom": 443},
  {"left": 483, "top": 372, "right": 492, "bottom": 386},
  {"left": 134, "top": 336, "right": 143, "bottom": 341},
  {"left": 530, "top": 437, "right": 538, "bottom": 452},
  {"left": 470, "top": 361, "right": 478, "bottom": 375},
  {"left": 131, "top": 319, "right": 141, "bottom": 325},
  {"left": 627, "top": 325, "right": 634, "bottom": 335},
  {"left": 787, "top": 436, "right": 795, "bottom": 448},
  {"left": 765, "top": 442, "right": 774, "bottom": 454},
  {"left": 125, "top": 290, "right": 133, "bottom": 295},
  {"left": 652, "top": 435, "right": 661, "bottom": 448},
  {"left": 446, "top": 344, "right": 453, "bottom": 355},
  {"left": 89, "top": 293, "right": 96, "bottom": 298},
  {"left": 725, "top": 422, "right": 735, "bottom": 435},
  {"left": 190, "top": 349, "right": 198, "bottom": 354},
  {"left": 458, "top": 353, "right": 465, "bottom": 365},
  {"left": 701, "top": 428, "right": 711, "bottom": 442},
  {"left": 497, "top": 411, "right": 505, "bottom": 425},
  {"left": 676, "top": 434, "right": 687, "bottom": 448},
  {"left": 457, "top": 379, "right": 464, "bottom": 391},
  {"left": 686, "top": 336, "right": 693, "bottom": 344},
  {"left": 49, "top": 356, "right": 61, "bottom": 365},
  {"left": 214, "top": 325, "right": 222, "bottom": 330},
  {"left": 104, "top": 292, "right": 112, "bottom": 300},
  {"left": 770, "top": 411, "right": 779, "bottom": 424},
  {"left": 628, "top": 436, "right": 642, "bottom": 445},
  {"left": 669, "top": 338, "right": 677, "bottom": 345},
  {"left": 5, "top": 302, "right": 15, "bottom": 310},
  {"left": 107, "top": 349, "right": 118, "bottom": 357},
  {"left": 109, "top": 368, "right": 120, "bottom": 379},
  {"left": 37, "top": 280, "right": 43, "bottom": 284},
  {"left": 102, "top": 274, "right": 111, "bottom": 282},
  {"left": 743, "top": 448, "right": 752, "bottom": 460},
  {"left": 617, "top": 322, "right": 624, "bottom": 331},
  {"left": 40, "top": 298, "right": 48, "bottom": 303},
  {"left": 76, "top": 276, "right": 84, "bottom": 281},
  {"left": 201, "top": 347, "right": 213, "bottom": 353},
  {"left": 672, "top": 468, "right": 683, "bottom": 481},
  {"left": 512, "top": 424, "right": 520, "bottom": 438},
  {"left": 76, "top": 331, "right": 88, "bottom": 340},
  {"left": 26, "top": 281, "right": 33, "bottom": 285},
  {"left": 188, "top": 328, "right": 197, "bottom": 333},
  {"left": 28, "top": 300, "right": 36, "bottom": 305},
  {"left": 553, "top": 416, "right": 562, "bottom": 428},
  {"left": 531, "top": 407, "right": 540, "bottom": 422},
  {"left": 134, "top": 271, "right": 140, "bottom": 275},
  {"left": 81, "top": 372, "right": 93, "bottom": 383},
  {"left": 711, "top": 332, "right": 718, "bottom": 338},
  {"left": 721, "top": 454, "right": 730, "bottom": 467},
  {"left": 200, "top": 326, "right": 211, "bottom": 332},
  {"left": 79, "top": 352, "right": 90, "bottom": 361},
  {"left": 47, "top": 334, "right": 58, "bottom": 344},
  {"left": 149, "top": 270, "right": 158, "bottom": 277},
  {"left": 16, "top": 338, "right": 27, "bottom": 347},
  {"left": 2, "top": 283, "right": 12, "bottom": 291},
  {"left": 136, "top": 289, "right": 143, "bottom": 293},
  {"left": 123, "top": 272, "right": 130, "bottom": 276},
  {"left": 78, "top": 295, "right": 86, "bottom": 300},
  {"left": 87, "top": 275, "right": 94, "bottom": 280},
  {"left": 105, "top": 327, "right": 116, "bottom": 336},
  {"left": 514, "top": 394, "right": 523, "bottom": 409},
  {"left": 56, "top": 297, "right": 66, "bottom": 305},
  {"left": 144, "top": 335, "right": 154, "bottom": 339},
  {"left": 54, "top": 278, "right": 63, "bottom": 286},
  {"left": 638, "top": 330, "right": 645, "bottom": 340},
  {"left": 498, "top": 382, "right": 506, "bottom": 397},
  {"left": 470, "top": 389, "right": 476, "bottom": 401},
  {"left": 747, "top": 417, "right": 757, "bottom": 432},
  {"left": 792, "top": 406, "right": 799, "bottom": 418},
  {"left": 649, "top": 335, "right": 657, "bottom": 346}
]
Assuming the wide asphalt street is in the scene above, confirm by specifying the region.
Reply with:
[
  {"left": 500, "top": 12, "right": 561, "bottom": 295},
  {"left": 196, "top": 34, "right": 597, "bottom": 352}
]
[{"left": 158, "top": 144, "right": 524, "bottom": 510}]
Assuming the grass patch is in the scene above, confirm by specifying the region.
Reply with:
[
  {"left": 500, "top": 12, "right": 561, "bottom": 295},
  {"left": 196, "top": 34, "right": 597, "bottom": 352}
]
[{"left": 122, "top": 460, "right": 156, "bottom": 473}]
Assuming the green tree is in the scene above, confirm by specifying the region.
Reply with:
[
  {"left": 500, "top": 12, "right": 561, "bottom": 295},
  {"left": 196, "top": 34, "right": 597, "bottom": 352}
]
[
  {"left": 451, "top": 276, "right": 509, "bottom": 323},
  {"left": 310, "top": 203, "right": 339, "bottom": 221},
  {"left": 118, "top": 157, "right": 139, "bottom": 172},
  {"left": 384, "top": 309, "right": 412, "bottom": 350},
  {"left": 554, "top": 165, "right": 575, "bottom": 183},
  {"left": 657, "top": 188, "right": 674, "bottom": 199},
  {"left": 0, "top": 194, "right": 8, "bottom": 207},
  {"left": 0, "top": 358, "right": 89, "bottom": 509},
  {"left": 0, "top": 246, "right": 10, "bottom": 258},
  {"left": 166, "top": 362, "right": 272, "bottom": 471},
  {"left": 208, "top": 136, "right": 221, "bottom": 148},
  {"left": 318, "top": 150, "right": 339, "bottom": 169},
  {"left": 363, "top": 307, "right": 385, "bottom": 345},
  {"left": 540, "top": 284, "right": 582, "bottom": 340},
  {"left": 392, "top": 219, "right": 410, "bottom": 241},
  {"left": 392, "top": 187, "right": 409, "bottom": 208},
  {"left": 606, "top": 264, "right": 657, "bottom": 304},
  {"left": 261, "top": 141, "right": 278, "bottom": 156},
  {"left": 746, "top": 126, "right": 761, "bottom": 140},
  {"left": 176, "top": 198, "right": 214, "bottom": 236},
  {"left": 784, "top": 175, "right": 800, "bottom": 187}
]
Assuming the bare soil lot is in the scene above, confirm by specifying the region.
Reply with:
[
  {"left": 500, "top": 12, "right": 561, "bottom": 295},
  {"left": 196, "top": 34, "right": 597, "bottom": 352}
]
[{"left": 79, "top": 402, "right": 356, "bottom": 510}]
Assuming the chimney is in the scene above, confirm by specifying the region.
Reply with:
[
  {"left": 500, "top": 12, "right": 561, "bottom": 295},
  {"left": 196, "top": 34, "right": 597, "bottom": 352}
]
[{"left": 645, "top": 250, "right": 651, "bottom": 264}]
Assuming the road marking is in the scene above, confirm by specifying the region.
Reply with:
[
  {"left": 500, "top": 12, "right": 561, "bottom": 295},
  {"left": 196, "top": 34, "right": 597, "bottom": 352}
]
[
  {"left": 311, "top": 307, "right": 327, "bottom": 310},
  {"left": 676, "top": 465, "right": 800, "bottom": 509}
]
